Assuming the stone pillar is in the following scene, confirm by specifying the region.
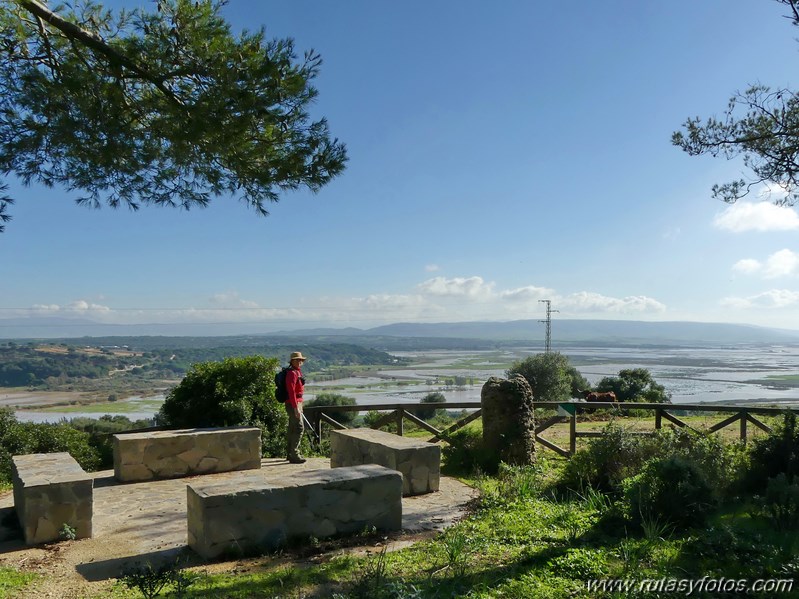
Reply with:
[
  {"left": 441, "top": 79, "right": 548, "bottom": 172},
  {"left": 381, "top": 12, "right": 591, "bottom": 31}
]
[{"left": 481, "top": 375, "right": 536, "bottom": 466}]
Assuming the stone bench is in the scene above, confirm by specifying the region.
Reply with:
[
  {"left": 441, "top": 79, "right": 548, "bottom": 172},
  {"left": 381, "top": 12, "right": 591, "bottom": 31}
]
[
  {"left": 113, "top": 426, "right": 261, "bottom": 482},
  {"left": 330, "top": 428, "right": 441, "bottom": 496},
  {"left": 12, "top": 452, "right": 93, "bottom": 545},
  {"left": 187, "top": 464, "right": 402, "bottom": 559}
]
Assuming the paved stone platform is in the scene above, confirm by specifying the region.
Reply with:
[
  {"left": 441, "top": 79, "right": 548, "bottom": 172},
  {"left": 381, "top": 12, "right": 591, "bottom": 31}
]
[{"left": 0, "top": 457, "right": 477, "bottom": 584}]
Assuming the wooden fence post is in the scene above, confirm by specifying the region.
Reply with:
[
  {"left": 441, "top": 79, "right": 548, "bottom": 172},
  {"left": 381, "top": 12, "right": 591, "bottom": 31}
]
[
  {"left": 569, "top": 412, "right": 576, "bottom": 455},
  {"left": 396, "top": 408, "right": 404, "bottom": 436}
]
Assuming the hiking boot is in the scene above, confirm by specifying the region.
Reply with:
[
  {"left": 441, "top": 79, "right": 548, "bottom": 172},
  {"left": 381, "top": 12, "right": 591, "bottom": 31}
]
[{"left": 288, "top": 457, "right": 306, "bottom": 464}]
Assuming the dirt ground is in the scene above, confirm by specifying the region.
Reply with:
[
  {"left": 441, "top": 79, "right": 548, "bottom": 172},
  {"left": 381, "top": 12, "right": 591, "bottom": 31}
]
[{"left": 0, "top": 458, "right": 478, "bottom": 598}]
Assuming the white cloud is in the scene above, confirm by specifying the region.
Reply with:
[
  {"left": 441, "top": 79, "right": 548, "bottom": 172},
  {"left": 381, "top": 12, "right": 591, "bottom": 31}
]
[
  {"left": 764, "top": 249, "right": 799, "bottom": 278},
  {"left": 500, "top": 286, "right": 555, "bottom": 303},
  {"left": 417, "top": 276, "right": 494, "bottom": 298},
  {"left": 424, "top": 264, "right": 440, "bottom": 272},
  {"left": 31, "top": 304, "right": 61, "bottom": 312},
  {"left": 361, "top": 294, "right": 427, "bottom": 311},
  {"left": 732, "top": 258, "right": 762, "bottom": 274},
  {"left": 731, "top": 250, "right": 799, "bottom": 278},
  {"left": 560, "top": 292, "right": 666, "bottom": 314},
  {"left": 721, "top": 289, "right": 799, "bottom": 309},
  {"left": 66, "top": 300, "right": 111, "bottom": 312},
  {"left": 16, "top": 277, "right": 669, "bottom": 327},
  {"left": 30, "top": 300, "right": 111, "bottom": 313},
  {"left": 713, "top": 201, "right": 799, "bottom": 232},
  {"left": 209, "top": 292, "right": 259, "bottom": 309}
]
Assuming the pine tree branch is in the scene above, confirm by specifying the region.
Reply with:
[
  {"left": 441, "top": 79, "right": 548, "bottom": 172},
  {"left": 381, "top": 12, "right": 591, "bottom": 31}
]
[{"left": 18, "top": 0, "right": 184, "bottom": 106}]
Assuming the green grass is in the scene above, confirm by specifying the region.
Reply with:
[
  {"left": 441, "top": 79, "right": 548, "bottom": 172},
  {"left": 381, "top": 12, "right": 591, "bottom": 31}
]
[
  {"left": 0, "top": 567, "right": 39, "bottom": 598},
  {"left": 11, "top": 410, "right": 798, "bottom": 598},
  {"left": 72, "top": 453, "right": 799, "bottom": 599},
  {"left": 766, "top": 374, "right": 799, "bottom": 381}
]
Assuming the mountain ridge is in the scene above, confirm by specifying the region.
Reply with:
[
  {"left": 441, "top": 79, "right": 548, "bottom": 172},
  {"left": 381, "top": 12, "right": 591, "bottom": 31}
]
[{"left": 3, "top": 317, "right": 798, "bottom": 346}]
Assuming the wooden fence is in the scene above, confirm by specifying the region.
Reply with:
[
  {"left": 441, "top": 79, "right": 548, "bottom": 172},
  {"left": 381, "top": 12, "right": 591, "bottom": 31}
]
[
  {"left": 303, "top": 402, "right": 481, "bottom": 444},
  {"left": 303, "top": 401, "right": 799, "bottom": 457}
]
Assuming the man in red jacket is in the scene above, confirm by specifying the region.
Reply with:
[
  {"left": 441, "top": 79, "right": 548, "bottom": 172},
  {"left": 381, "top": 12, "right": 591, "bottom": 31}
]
[{"left": 285, "top": 351, "right": 307, "bottom": 464}]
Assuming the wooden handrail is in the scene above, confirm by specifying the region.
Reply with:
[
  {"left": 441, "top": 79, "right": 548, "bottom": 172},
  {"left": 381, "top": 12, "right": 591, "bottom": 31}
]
[
  {"left": 303, "top": 401, "right": 799, "bottom": 416},
  {"left": 303, "top": 400, "right": 799, "bottom": 455}
]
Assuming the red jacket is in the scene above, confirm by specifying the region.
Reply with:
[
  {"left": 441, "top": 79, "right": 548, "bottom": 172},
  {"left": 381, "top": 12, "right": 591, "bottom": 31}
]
[{"left": 285, "top": 366, "right": 304, "bottom": 409}]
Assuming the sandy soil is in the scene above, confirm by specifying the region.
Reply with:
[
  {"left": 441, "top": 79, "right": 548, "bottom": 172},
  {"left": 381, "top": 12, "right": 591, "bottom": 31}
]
[
  {"left": 0, "top": 391, "right": 92, "bottom": 409},
  {"left": 0, "top": 458, "right": 478, "bottom": 598}
]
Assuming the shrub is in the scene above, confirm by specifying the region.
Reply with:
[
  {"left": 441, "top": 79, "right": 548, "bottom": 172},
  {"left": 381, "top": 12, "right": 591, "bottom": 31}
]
[
  {"left": 120, "top": 560, "right": 197, "bottom": 599},
  {"left": 68, "top": 415, "right": 153, "bottom": 471},
  {"left": 442, "top": 427, "right": 499, "bottom": 476},
  {"left": 362, "top": 410, "right": 385, "bottom": 429},
  {"left": 0, "top": 409, "right": 101, "bottom": 482},
  {"left": 157, "top": 356, "right": 287, "bottom": 457},
  {"left": 304, "top": 393, "right": 357, "bottom": 424},
  {"left": 760, "top": 473, "right": 799, "bottom": 530},
  {"left": 649, "top": 427, "right": 746, "bottom": 499},
  {"left": 743, "top": 412, "right": 799, "bottom": 492},
  {"left": 624, "top": 455, "right": 715, "bottom": 531},
  {"left": 560, "top": 421, "right": 649, "bottom": 493}
]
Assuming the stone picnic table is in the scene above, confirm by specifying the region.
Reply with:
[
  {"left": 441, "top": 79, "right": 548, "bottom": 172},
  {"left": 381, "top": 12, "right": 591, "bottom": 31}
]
[{"left": 0, "top": 457, "right": 477, "bottom": 586}]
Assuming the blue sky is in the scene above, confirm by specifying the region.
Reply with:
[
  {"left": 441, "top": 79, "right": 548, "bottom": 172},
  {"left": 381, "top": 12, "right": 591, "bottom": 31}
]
[{"left": 3, "top": 0, "right": 799, "bottom": 334}]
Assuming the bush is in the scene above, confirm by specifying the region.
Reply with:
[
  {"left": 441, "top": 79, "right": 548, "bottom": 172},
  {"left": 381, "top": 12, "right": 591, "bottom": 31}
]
[
  {"left": 304, "top": 393, "right": 357, "bottom": 424},
  {"left": 648, "top": 427, "right": 746, "bottom": 499},
  {"left": 157, "top": 356, "right": 287, "bottom": 457},
  {"left": 0, "top": 409, "right": 101, "bottom": 483},
  {"left": 759, "top": 473, "right": 799, "bottom": 530},
  {"left": 560, "top": 421, "right": 650, "bottom": 493},
  {"left": 413, "top": 392, "right": 446, "bottom": 421},
  {"left": 743, "top": 412, "right": 799, "bottom": 492},
  {"left": 624, "top": 455, "right": 715, "bottom": 531},
  {"left": 68, "top": 415, "right": 153, "bottom": 470},
  {"left": 441, "top": 427, "right": 499, "bottom": 475},
  {"left": 362, "top": 410, "right": 385, "bottom": 429}
]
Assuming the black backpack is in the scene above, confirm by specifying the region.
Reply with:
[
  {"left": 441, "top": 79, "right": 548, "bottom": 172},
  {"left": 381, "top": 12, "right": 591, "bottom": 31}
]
[{"left": 274, "top": 367, "right": 290, "bottom": 402}]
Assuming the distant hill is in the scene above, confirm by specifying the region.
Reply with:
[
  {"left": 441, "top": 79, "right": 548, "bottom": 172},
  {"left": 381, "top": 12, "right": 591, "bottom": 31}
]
[
  {"left": 282, "top": 319, "right": 799, "bottom": 347},
  {"left": 2, "top": 317, "right": 799, "bottom": 347}
]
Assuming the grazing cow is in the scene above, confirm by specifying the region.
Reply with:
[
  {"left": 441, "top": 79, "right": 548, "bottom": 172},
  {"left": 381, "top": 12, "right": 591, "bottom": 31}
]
[{"left": 580, "top": 389, "right": 618, "bottom": 403}]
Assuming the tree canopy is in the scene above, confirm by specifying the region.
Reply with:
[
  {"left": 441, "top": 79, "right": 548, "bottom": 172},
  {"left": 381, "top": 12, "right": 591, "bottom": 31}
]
[
  {"left": 0, "top": 0, "right": 347, "bottom": 232},
  {"left": 507, "top": 352, "right": 577, "bottom": 402},
  {"left": 303, "top": 392, "right": 356, "bottom": 425},
  {"left": 672, "top": 0, "right": 798, "bottom": 206},
  {"left": 415, "top": 391, "right": 447, "bottom": 421},
  {"left": 596, "top": 368, "right": 670, "bottom": 404},
  {"left": 157, "top": 355, "right": 288, "bottom": 456}
]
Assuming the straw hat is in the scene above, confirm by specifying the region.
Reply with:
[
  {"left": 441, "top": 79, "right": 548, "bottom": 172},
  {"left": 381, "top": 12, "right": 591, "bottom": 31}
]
[{"left": 289, "top": 351, "right": 307, "bottom": 362}]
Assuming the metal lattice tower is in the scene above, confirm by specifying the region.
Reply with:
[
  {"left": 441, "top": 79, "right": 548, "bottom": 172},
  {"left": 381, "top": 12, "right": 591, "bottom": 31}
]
[{"left": 538, "top": 300, "right": 558, "bottom": 353}]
